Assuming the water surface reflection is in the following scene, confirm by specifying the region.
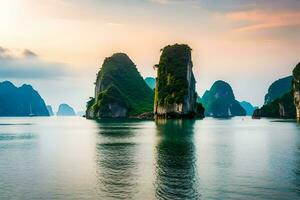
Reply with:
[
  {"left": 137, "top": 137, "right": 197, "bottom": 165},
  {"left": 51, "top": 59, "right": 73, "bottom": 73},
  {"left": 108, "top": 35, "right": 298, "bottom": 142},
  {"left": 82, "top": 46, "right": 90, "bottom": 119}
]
[
  {"left": 155, "top": 119, "right": 200, "bottom": 200},
  {"left": 95, "top": 120, "right": 141, "bottom": 200}
]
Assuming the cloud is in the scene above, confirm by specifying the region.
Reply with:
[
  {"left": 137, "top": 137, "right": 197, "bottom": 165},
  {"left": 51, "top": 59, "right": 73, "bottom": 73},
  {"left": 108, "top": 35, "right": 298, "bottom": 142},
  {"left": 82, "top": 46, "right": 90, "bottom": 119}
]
[
  {"left": 106, "top": 22, "right": 125, "bottom": 27},
  {"left": 23, "top": 49, "right": 38, "bottom": 58},
  {"left": 199, "top": 0, "right": 300, "bottom": 12},
  {"left": 150, "top": 0, "right": 170, "bottom": 4},
  {"left": 149, "top": 0, "right": 300, "bottom": 12},
  {"left": 226, "top": 10, "right": 300, "bottom": 32},
  {"left": 0, "top": 47, "right": 12, "bottom": 59},
  {"left": 0, "top": 46, "right": 69, "bottom": 79},
  {"left": 0, "top": 47, "right": 7, "bottom": 53}
]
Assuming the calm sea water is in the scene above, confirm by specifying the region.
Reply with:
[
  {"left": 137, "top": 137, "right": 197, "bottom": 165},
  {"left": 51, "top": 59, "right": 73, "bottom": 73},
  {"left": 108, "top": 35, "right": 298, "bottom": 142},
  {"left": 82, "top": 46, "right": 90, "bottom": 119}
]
[{"left": 0, "top": 117, "right": 300, "bottom": 200}]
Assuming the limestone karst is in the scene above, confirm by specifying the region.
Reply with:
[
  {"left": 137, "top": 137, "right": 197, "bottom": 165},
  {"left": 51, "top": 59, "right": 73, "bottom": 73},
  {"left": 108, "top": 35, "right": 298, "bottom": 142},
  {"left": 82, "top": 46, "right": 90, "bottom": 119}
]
[
  {"left": 57, "top": 103, "right": 76, "bottom": 116},
  {"left": 253, "top": 63, "right": 300, "bottom": 119},
  {"left": 201, "top": 80, "right": 246, "bottom": 118},
  {"left": 293, "top": 63, "right": 300, "bottom": 120},
  {"left": 154, "top": 44, "right": 204, "bottom": 118},
  {"left": 264, "top": 76, "right": 293, "bottom": 104},
  {"left": 86, "top": 53, "right": 154, "bottom": 119},
  {"left": 0, "top": 81, "right": 49, "bottom": 116}
]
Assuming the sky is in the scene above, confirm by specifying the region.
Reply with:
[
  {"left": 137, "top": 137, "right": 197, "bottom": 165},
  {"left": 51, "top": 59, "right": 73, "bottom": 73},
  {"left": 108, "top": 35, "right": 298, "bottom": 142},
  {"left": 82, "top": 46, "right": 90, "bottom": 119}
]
[{"left": 0, "top": 0, "right": 299, "bottom": 111}]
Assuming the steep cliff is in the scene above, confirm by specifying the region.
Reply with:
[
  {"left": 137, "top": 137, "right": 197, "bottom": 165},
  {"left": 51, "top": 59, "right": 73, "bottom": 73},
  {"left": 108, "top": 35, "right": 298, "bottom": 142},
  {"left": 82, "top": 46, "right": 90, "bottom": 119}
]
[
  {"left": 201, "top": 80, "right": 246, "bottom": 118},
  {"left": 154, "top": 44, "right": 203, "bottom": 118},
  {"left": 253, "top": 91, "right": 296, "bottom": 119},
  {"left": 0, "top": 81, "right": 49, "bottom": 116},
  {"left": 293, "top": 63, "right": 300, "bottom": 120},
  {"left": 253, "top": 63, "right": 300, "bottom": 119},
  {"left": 57, "top": 103, "right": 76, "bottom": 116},
  {"left": 86, "top": 53, "right": 154, "bottom": 119},
  {"left": 264, "top": 76, "right": 293, "bottom": 104}
]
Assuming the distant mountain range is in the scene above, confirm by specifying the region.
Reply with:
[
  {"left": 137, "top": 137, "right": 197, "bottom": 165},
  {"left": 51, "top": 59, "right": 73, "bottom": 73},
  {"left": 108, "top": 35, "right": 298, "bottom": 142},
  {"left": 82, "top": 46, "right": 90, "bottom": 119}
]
[{"left": 0, "top": 81, "right": 49, "bottom": 116}]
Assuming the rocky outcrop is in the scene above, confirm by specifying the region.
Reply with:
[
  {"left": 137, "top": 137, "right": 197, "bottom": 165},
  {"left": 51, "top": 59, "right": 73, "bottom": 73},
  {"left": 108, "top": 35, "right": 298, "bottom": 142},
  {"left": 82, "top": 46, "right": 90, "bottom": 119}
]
[
  {"left": 201, "top": 80, "right": 246, "bottom": 118},
  {"left": 154, "top": 44, "right": 203, "bottom": 118},
  {"left": 86, "top": 53, "right": 154, "bottom": 119},
  {"left": 252, "top": 63, "right": 299, "bottom": 119},
  {"left": 252, "top": 91, "right": 296, "bottom": 119},
  {"left": 0, "top": 81, "right": 49, "bottom": 116},
  {"left": 293, "top": 63, "right": 300, "bottom": 120},
  {"left": 57, "top": 103, "right": 76, "bottom": 116},
  {"left": 264, "top": 76, "right": 293, "bottom": 104}
]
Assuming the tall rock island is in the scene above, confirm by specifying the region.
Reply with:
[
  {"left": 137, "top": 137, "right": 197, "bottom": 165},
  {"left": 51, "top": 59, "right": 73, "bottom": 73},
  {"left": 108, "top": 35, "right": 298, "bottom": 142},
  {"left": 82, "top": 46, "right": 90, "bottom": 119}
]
[
  {"left": 57, "top": 103, "right": 76, "bottom": 116},
  {"left": 154, "top": 44, "right": 203, "bottom": 118},
  {"left": 293, "top": 63, "right": 300, "bottom": 120},
  {"left": 86, "top": 53, "right": 154, "bottom": 119},
  {"left": 253, "top": 63, "right": 299, "bottom": 119},
  {"left": 0, "top": 81, "right": 49, "bottom": 116},
  {"left": 201, "top": 80, "right": 246, "bottom": 118},
  {"left": 264, "top": 76, "right": 293, "bottom": 104}
]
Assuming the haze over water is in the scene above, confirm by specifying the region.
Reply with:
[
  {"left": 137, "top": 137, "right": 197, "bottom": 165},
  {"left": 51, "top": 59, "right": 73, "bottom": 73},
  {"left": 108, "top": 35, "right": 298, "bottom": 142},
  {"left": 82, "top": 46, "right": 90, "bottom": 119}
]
[{"left": 0, "top": 117, "right": 300, "bottom": 199}]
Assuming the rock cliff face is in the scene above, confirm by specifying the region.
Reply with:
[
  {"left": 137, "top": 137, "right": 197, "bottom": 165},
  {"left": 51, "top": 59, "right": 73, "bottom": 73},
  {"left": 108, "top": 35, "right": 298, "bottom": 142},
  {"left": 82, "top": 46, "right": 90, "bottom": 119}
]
[
  {"left": 253, "top": 63, "right": 299, "bottom": 119},
  {"left": 0, "top": 81, "right": 49, "bottom": 116},
  {"left": 264, "top": 76, "right": 293, "bottom": 104},
  {"left": 154, "top": 44, "right": 203, "bottom": 118},
  {"left": 252, "top": 91, "right": 296, "bottom": 119},
  {"left": 86, "top": 53, "right": 154, "bottom": 119},
  {"left": 201, "top": 80, "right": 246, "bottom": 118},
  {"left": 293, "top": 63, "right": 300, "bottom": 120},
  {"left": 57, "top": 104, "right": 76, "bottom": 116}
]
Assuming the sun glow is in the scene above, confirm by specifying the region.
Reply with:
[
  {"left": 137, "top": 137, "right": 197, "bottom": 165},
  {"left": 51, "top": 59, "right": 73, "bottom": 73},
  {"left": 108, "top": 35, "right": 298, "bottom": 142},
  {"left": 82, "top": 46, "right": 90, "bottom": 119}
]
[{"left": 0, "top": 0, "right": 21, "bottom": 24}]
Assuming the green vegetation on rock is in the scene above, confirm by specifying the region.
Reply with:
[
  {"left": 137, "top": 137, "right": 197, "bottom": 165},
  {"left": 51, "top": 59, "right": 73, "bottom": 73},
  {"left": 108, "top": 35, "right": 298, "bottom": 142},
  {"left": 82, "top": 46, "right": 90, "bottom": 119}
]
[
  {"left": 155, "top": 44, "right": 192, "bottom": 106},
  {"left": 293, "top": 63, "right": 300, "bottom": 91},
  {"left": 254, "top": 91, "right": 296, "bottom": 118},
  {"left": 0, "top": 81, "right": 49, "bottom": 116},
  {"left": 201, "top": 80, "right": 246, "bottom": 117},
  {"left": 154, "top": 44, "right": 202, "bottom": 118},
  {"left": 264, "top": 76, "right": 293, "bottom": 104},
  {"left": 293, "top": 63, "right": 300, "bottom": 120},
  {"left": 253, "top": 63, "right": 300, "bottom": 119},
  {"left": 86, "top": 53, "right": 154, "bottom": 118}
]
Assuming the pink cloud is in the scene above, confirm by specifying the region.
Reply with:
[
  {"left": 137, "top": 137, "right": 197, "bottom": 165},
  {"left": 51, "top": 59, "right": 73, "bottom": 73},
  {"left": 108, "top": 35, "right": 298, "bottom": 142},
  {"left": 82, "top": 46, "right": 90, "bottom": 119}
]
[{"left": 226, "top": 10, "right": 300, "bottom": 32}]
